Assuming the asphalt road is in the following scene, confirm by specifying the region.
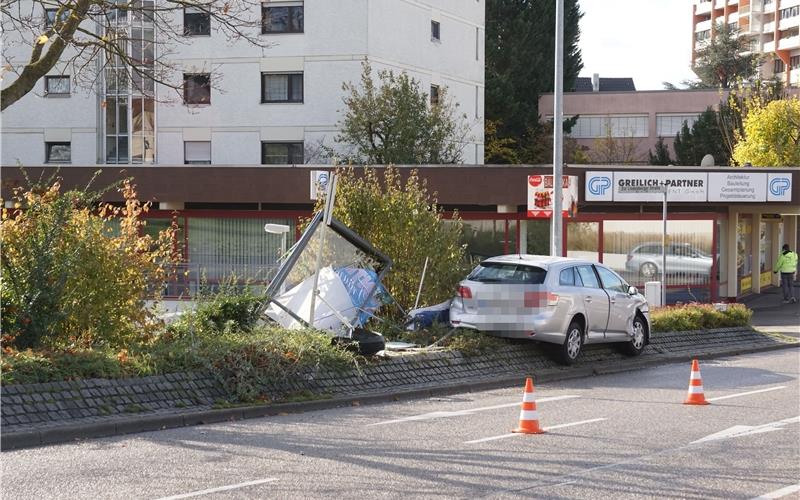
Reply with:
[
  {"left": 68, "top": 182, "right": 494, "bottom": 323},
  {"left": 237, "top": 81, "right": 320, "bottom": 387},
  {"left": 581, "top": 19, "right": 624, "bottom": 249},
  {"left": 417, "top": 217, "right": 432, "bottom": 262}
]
[{"left": 2, "top": 349, "right": 799, "bottom": 500}]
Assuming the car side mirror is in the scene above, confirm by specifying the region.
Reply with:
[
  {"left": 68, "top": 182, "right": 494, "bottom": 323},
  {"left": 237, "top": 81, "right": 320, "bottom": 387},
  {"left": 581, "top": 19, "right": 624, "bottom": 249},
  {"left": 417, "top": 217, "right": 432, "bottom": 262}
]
[{"left": 628, "top": 286, "right": 638, "bottom": 296}]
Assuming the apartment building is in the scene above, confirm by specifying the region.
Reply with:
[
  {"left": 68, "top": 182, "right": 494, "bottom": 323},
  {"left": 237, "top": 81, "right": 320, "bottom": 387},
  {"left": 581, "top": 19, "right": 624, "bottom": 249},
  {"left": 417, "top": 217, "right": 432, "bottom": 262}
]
[
  {"left": 692, "top": 0, "right": 800, "bottom": 86},
  {"left": 1, "top": 0, "right": 485, "bottom": 166}
]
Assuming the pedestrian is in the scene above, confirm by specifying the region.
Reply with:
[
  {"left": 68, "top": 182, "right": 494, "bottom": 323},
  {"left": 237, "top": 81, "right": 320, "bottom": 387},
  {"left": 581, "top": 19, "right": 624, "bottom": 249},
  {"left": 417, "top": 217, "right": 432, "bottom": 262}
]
[{"left": 774, "top": 243, "right": 798, "bottom": 304}]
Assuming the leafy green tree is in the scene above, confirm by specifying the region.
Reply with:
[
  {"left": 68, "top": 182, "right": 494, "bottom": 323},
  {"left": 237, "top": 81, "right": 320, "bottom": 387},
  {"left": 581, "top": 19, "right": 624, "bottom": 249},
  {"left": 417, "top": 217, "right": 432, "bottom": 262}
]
[
  {"left": 672, "top": 108, "right": 729, "bottom": 166},
  {"left": 312, "top": 166, "right": 465, "bottom": 315},
  {"left": 648, "top": 137, "right": 674, "bottom": 165},
  {"left": 485, "top": 0, "right": 583, "bottom": 161},
  {"left": 335, "top": 61, "right": 470, "bottom": 164},
  {"left": 732, "top": 98, "right": 800, "bottom": 166},
  {"left": 692, "top": 23, "right": 760, "bottom": 88}
]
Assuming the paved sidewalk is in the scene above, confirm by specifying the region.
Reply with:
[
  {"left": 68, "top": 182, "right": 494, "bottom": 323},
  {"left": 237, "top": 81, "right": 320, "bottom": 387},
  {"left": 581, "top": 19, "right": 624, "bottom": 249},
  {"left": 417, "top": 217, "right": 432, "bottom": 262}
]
[{"left": 741, "top": 284, "right": 800, "bottom": 339}]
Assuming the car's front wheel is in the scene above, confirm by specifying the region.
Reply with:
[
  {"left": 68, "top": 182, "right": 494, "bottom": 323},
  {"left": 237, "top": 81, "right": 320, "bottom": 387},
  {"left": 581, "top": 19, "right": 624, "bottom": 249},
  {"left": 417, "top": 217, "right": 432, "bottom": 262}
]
[
  {"left": 558, "top": 320, "right": 584, "bottom": 365},
  {"left": 621, "top": 314, "right": 647, "bottom": 356},
  {"left": 640, "top": 262, "right": 658, "bottom": 279}
]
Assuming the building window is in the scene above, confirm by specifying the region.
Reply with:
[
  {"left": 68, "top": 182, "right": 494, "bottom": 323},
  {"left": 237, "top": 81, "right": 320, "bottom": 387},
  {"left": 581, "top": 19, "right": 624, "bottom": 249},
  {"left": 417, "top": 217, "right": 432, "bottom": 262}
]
[
  {"left": 780, "top": 5, "right": 799, "bottom": 20},
  {"left": 775, "top": 58, "right": 786, "bottom": 73},
  {"left": 44, "top": 75, "right": 70, "bottom": 96},
  {"left": 184, "top": 73, "right": 211, "bottom": 104},
  {"left": 430, "top": 84, "right": 439, "bottom": 105},
  {"left": 184, "top": 7, "right": 210, "bottom": 36},
  {"left": 656, "top": 114, "right": 700, "bottom": 137},
  {"left": 262, "top": 2, "right": 304, "bottom": 34},
  {"left": 44, "top": 8, "right": 67, "bottom": 28},
  {"left": 791, "top": 55, "right": 800, "bottom": 68},
  {"left": 261, "top": 142, "right": 303, "bottom": 164},
  {"left": 567, "top": 115, "right": 648, "bottom": 139},
  {"left": 431, "top": 20, "right": 440, "bottom": 41},
  {"left": 261, "top": 73, "right": 303, "bottom": 103},
  {"left": 475, "top": 26, "right": 479, "bottom": 60},
  {"left": 45, "top": 142, "right": 71, "bottom": 163},
  {"left": 184, "top": 141, "right": 211, "bottom": 164},
  {"left": 696, "top": 29, "right": 710, "bottom": 42}
]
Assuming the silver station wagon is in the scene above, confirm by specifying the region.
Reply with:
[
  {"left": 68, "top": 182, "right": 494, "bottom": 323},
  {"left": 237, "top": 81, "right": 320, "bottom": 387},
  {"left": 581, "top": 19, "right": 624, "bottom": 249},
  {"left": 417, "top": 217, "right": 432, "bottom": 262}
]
[{"left": 449, "top": 255, "right": 651, "bottom": 364}]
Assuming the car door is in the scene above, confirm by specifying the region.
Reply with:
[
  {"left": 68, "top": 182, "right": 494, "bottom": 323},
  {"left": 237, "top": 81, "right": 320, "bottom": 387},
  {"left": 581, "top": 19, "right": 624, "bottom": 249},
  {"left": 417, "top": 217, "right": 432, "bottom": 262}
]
[
  {"left": 574, "top": 265, "right": 609, "bottom": 341},
  {"left": 595, "top": 264, "right": 637, "bottom": 339}
]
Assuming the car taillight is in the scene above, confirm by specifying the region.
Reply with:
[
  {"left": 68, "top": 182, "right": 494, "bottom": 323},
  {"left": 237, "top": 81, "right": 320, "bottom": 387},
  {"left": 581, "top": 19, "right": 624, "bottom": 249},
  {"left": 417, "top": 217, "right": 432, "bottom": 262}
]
[
  {"left": 547, "top": 293, "right": 560, "bottom": 306},
  {"left": 458, "top": 285, "right": 472, "bottom": 299}
]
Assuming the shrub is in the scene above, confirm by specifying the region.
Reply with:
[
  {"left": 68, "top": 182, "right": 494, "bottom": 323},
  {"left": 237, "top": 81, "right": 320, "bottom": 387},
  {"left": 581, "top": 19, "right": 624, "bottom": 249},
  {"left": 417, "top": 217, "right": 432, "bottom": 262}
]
[
  {"left": 310, "top": 165, "right": 467, "bottom": 317},
  {"left": 651, "top": 303, "right": 752, "bottom": 333},
  {"left": 168, "top": 280, "right": 264, "bottom": 337},
  {"left": 1, "top": 172, "right": 180, "bottom": 349}
]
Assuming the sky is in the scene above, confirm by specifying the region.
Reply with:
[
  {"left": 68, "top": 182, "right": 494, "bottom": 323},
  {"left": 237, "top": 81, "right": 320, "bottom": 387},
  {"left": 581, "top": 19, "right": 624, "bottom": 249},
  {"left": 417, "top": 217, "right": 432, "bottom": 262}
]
[{"left": 578, "top": 0, "right": 698, "bottom": 90}]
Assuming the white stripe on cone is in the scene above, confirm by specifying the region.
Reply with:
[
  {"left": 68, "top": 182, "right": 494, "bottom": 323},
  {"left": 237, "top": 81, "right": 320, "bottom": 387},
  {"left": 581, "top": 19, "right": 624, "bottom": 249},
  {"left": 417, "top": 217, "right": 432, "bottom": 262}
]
[
  {"left": 522, "top": 392, "right": 537, "bottom": 403},
  {"left": 519, "top": 410, "right": 539, "bottom": 421},
  {"left": 690, "top": 371, "right": 702, "bottom": 380},
  {"left": 688, "top": 385, "right": 705, "bottom": 394}
]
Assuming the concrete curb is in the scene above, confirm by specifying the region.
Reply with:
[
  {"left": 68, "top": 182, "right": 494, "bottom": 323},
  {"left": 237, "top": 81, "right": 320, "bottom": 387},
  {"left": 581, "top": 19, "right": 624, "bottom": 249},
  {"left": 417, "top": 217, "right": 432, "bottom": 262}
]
[{"left": 2, "top": 341, "right": 796, "bottom": 452}]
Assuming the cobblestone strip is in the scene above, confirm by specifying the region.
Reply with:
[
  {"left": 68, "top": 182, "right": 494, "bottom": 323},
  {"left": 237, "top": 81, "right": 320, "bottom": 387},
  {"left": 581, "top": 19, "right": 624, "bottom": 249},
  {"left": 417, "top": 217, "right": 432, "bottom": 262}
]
[{"left": 1, "top": 327, "right": 795, "bottom": 438}]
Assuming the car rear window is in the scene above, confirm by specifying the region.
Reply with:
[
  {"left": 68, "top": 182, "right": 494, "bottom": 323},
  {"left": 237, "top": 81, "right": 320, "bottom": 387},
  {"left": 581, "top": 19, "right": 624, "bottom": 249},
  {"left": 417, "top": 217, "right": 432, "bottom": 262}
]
[{"left": 468, "top": 262, "right": 547, "bottom": 284}]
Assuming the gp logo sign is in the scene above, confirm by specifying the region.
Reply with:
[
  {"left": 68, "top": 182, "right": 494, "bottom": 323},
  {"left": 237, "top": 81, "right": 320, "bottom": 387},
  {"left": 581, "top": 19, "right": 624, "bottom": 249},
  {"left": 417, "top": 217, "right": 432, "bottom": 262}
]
[
  {"left": 585, "top": 171, "right": 613, "bottom": 201},
  {"left": 767, "top": 174, "right": 792, "bottom": 202}
]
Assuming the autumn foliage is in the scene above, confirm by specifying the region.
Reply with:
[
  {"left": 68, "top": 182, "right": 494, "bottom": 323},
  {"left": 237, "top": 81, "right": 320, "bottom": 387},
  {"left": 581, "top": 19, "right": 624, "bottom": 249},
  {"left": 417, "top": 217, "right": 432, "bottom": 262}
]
[{"left": 1, "top": 173, "right": 180, "bottom": 349}]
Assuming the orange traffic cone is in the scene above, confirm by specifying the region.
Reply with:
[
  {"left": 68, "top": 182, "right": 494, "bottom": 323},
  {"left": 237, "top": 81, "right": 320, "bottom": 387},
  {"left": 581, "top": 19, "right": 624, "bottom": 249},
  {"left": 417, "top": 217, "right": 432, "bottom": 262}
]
[
  {"left": 684, "top": 359, "right": 710, "bottom": 405},
  {"left": 512, "top": 377, "right": 545, "bottom": 434}
]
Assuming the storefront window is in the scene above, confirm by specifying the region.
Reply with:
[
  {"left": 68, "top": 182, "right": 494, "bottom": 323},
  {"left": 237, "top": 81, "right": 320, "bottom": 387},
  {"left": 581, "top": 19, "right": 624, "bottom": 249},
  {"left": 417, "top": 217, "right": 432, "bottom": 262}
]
[
  {"left": 525, "top": 219, "right": 550, "bottom": 255},
  {"left": 461, "top": 219, "right": 513, "bottom": 263},
  {"left": 603, "top": 219, "right": 714, "bottom": 304},
  {"left": 737, "top": 217, "right": 753, "bottom": 294},
  {"left": 566, "top": 222, "right": 599, "bottom": 262}
]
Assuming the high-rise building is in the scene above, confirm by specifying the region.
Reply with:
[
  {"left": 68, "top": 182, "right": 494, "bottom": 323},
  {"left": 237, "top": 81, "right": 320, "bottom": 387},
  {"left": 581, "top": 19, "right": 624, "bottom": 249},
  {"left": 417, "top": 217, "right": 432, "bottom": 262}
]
[
  {"left": 692, "top": 0, "right": 800, "bottom": 86},
  {"left": 1, "top": 0, "right": 485, "bottom": 166}
]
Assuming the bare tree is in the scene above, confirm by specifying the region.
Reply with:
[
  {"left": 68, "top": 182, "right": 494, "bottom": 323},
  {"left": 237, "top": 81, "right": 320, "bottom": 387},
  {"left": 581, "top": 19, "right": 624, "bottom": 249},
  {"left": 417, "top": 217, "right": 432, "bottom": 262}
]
[
  {"left": 590, "top": 124, "right": 644, "bottom": 165},
  {"left": 1, "top": 0, "right": 269, "bottom": 110}
]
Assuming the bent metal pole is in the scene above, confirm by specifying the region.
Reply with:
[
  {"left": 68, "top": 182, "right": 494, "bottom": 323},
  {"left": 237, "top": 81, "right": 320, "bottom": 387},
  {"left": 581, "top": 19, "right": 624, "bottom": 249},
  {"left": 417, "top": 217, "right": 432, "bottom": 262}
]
[{"left": 551, "top": 0, "right": 564, "bottom": 257}]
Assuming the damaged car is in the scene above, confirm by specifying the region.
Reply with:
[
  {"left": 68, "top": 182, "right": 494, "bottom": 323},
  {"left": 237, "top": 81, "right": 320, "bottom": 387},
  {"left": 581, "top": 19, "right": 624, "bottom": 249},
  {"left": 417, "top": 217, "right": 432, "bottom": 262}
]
[{"left": 449, "top": 255, "right": 651, "bottom": 365}]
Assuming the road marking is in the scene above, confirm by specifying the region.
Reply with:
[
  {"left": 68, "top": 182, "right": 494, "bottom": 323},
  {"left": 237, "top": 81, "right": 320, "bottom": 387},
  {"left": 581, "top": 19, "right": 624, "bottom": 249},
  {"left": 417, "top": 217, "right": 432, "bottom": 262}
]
[
  {"left": 153, "top": 478, "right": 278, "bottom": 500},
  {"left": 751, "top": 483, "right": 800, "bottom": 499},
  {"left": 706, "top": 386, "right": 786, "bottom": 402},
  {"left": 464, "top": 418, "right": 606, "bottom": 444},
  {"left": 691, "top": 416, "right": 800, "bottom": 445},
  {"left": 367, "top": 395, "right": 580, "bottom": 426}
]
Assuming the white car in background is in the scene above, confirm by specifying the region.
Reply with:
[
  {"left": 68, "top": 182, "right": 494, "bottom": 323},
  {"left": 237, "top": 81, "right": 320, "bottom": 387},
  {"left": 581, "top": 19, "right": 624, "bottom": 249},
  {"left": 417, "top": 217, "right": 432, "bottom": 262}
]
[{"left": 450, "top": 255, "right": 651, "bottom": 365}]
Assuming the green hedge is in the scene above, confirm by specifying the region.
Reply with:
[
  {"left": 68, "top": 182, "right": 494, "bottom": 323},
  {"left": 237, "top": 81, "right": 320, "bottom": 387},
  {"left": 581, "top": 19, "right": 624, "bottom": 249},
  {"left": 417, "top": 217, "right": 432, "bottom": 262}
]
[{"left": 651, "top": 303, "right": 752, "bottom": 333}]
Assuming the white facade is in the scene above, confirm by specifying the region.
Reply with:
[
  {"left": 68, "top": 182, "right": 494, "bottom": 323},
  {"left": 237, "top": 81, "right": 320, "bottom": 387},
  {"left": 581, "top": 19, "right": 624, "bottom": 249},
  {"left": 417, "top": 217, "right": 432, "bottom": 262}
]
[
  {"left": 1, "top": 0, "right": 484, "bottom": 166},
  {"left": 692, "top": 0, "right": 800, "bottom": 86}
]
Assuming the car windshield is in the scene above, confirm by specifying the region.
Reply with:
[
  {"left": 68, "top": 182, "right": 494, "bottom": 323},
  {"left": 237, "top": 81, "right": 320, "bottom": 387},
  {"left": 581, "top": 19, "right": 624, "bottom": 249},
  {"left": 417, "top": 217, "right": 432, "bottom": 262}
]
[{"left": 467, "top": 262, "right": 547, "bottom": 284}]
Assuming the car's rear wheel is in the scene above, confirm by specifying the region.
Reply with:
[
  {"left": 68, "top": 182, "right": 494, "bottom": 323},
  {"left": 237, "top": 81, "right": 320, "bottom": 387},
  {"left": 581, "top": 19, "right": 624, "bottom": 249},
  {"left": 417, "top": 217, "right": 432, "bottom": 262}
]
[
  {"left": 640, "top": 262, "right": 658, "bottom": 279},
  {"left": 621, "top": 314, "right": 647, "bottom": 356},
  {"left": 558, "top": 320, "right": 584, "bottom": 365}
]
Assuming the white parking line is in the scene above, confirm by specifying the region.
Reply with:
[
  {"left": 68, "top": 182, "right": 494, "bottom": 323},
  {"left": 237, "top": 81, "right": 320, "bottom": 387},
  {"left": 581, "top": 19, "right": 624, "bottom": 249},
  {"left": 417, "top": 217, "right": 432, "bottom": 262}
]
[
  {"left": 464, "top": 418, "right": 607, "bottom": 444},
  {"left": 706, "top": 386, "right": 786, "bottom": 402},
  {"left": 751, "top": 483, "right": 800, "bottom": 499},
  {"left": 367, "top": 395, "right": 580, "bottom": 426},
  {"left": 153, "top": 478, "right": 278, "bottom": 500}
]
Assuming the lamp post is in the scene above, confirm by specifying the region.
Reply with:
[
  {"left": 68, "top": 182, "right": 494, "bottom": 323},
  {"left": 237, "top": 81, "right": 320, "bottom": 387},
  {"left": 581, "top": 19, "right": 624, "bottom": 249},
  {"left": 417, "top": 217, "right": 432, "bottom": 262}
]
[{"left": 551, "top": 0, "right": 564, "bottom": 257}]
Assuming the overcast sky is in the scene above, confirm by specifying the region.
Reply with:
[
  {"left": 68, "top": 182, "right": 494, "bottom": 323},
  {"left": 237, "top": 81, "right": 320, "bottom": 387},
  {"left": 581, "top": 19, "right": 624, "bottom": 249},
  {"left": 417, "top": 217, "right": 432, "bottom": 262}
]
[{"left": 578, "top": 0, "right": 698, "bottom": 90}]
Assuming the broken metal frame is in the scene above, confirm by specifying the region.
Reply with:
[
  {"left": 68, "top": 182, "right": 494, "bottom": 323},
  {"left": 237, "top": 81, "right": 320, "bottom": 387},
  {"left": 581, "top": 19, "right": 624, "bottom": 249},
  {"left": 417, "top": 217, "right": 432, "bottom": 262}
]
[{"left": 260, "top": 209, "right": 393, "bottom": 333}]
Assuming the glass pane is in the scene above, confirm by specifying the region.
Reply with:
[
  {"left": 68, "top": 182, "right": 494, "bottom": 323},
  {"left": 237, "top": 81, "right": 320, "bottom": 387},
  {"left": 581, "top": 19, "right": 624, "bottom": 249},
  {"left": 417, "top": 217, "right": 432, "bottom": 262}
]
[
  {"left": 118, "top": 97, "right": 128, "bottom": 134},
  {"left": 525, "top": 219, "right": 550, "bottom": 255},
  {"left": 264, "top": 74, "right": 288, "bottom": 101},
  {"left": 106, "top": 136, "right": 118, "bottom": 163},
  {"left": 131, "top": 28, "right": 142, "bottom": 62},
  {"left": 132, "top": 136, "right": 143, "bottom": 163},
  {"left": 461, "top": 219, "right": 506, "bottom": 262},
  {"left": 118, "top": 136, "right": 129, "bottom": 161},
  {"left": 143, "top": 98, "right": 154, "bottom": 131},
  {"left": 47, "top": 143, "right": 70, "bottom": 162},
  {"left": 132, "top": 98, "right": 143, "bottom": 133},
  {"left": 106, "top": 98, "right": 117, "bottom": 134},
  {"left": 738, "top": 217, "right": 753, "bottom": 293},
  {"left": 262, "top": 143, "right": 288, "bottom": 164},
  {"left": 290, "top": 6, "right": 303, "bottom": 31},
  {"left": 143, "top": 29, "right": 154, "bottom": 63},
  {"left": 567, "top": 222, "right": 598, "bottom": 261},
  {"left": 289, "top": 74, "right": 303, "bottom": 101},
  {"left": 264, "top": 7, "right": 289, "bottom": 32},
  {"left": 143, "top": 134, "right": 155, "bottom": 162}
]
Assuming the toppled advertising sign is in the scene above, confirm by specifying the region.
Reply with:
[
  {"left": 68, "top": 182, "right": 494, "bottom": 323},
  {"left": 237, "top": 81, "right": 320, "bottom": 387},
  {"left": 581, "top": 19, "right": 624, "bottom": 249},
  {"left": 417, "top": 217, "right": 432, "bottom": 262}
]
[{"left": 527, "top": 175, "right": 579, "bottom": 218}]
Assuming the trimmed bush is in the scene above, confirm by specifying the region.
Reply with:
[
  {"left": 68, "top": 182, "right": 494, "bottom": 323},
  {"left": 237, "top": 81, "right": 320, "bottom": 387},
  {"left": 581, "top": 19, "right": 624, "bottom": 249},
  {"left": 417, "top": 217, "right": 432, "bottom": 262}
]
[{"left": 651, "top": 303, "right": 752, "bottom": 333}]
